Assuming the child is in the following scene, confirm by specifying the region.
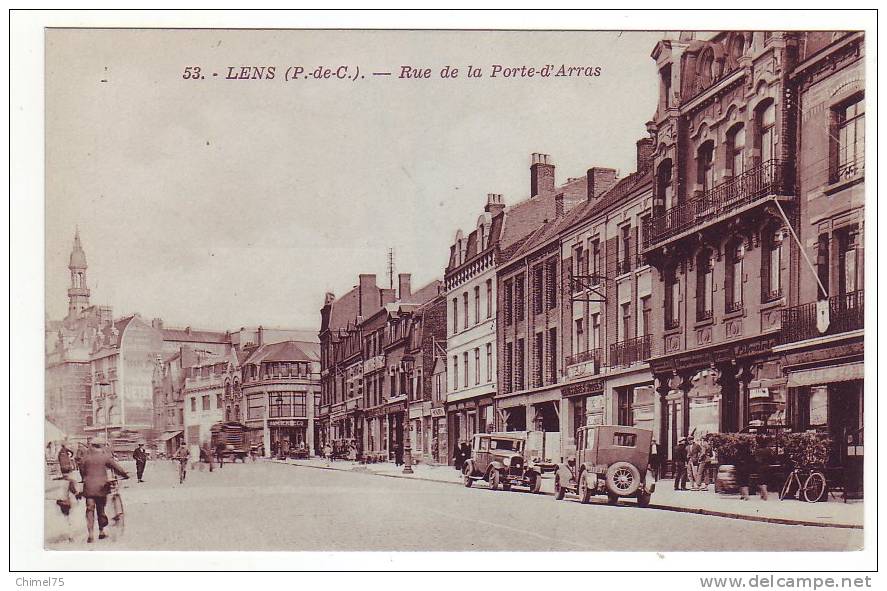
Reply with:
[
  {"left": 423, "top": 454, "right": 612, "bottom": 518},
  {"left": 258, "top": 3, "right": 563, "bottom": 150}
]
[{"left": 53, "top": 472, "right": 80, "bottom": 542}]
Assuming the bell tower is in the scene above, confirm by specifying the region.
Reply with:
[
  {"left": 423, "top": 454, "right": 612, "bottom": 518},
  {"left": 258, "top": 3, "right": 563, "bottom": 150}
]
[{"left": 66, "top": 227, "right": 90, "bottom": 319}]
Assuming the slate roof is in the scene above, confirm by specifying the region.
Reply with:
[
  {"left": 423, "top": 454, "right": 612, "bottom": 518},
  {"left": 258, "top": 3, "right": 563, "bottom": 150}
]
[{"left": 242, "top": 340, "right": 320, "bottom": 365}]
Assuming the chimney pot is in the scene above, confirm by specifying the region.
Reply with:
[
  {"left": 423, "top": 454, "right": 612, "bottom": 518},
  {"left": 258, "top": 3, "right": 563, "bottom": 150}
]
[
  {"left": 485, "top": 193, "right": 505, "bottom": 215},
  {"left": 530, "top": 153, "right": 555, "bottom": 197}
]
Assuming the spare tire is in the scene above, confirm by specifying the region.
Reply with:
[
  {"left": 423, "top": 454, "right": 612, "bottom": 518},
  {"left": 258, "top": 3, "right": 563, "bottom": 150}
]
[{"left": 605, "top": 462, "right": 641, "bottom": 497}]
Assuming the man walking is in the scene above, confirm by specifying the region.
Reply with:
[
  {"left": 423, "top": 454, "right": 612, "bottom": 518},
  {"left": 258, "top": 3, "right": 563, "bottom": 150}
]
[
  {"left": 78, "top": 436, "right": 129, "bottom": 543},
  {"left": 673, "top": 437, "right": 688, "bottom": 490},
  {"left": 215, "top": 442, "right": 226, "bottom": 469},
  {"left": 132, "top": 443, "right": 148, "bottom": 482},
  {"left": 57, "top": 441, "right": 75, "bottom": 476},
  {"left": 686, "top": 435, "right": 702, "bottom": 490}
]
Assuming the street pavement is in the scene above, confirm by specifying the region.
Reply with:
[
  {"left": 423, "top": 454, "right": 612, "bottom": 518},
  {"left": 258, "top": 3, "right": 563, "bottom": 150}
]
[{"left": 45, "top": 459, "right": 863, "bottom": 552}]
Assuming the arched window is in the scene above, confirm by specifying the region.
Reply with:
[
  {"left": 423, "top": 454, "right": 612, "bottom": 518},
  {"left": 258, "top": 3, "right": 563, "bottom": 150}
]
[
  {"left": 761, "top": 224, "right": 784, "bottom": 302},
  {"left": 756, "top": 100, "right": 777, "bottom": 164},
  {"left": 727, "top": 124, "right": 746, "bottom": 177},
  {"left": 697, "top": 141, "right": 715, "bottom": 193},
  {"left": 725, "top": 239, "right": 744, "bottom": 312},
  {"left": 696, "top": 250, "right": 714, "bottom": 321},
  {"left": 657, "top": 159, "right": 674, "bottom": 209}
]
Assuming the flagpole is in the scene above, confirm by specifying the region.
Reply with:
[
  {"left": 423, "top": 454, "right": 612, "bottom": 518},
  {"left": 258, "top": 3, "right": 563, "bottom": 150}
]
[{"left": 771, "top": 198, "right": 830, "bottom": 300}]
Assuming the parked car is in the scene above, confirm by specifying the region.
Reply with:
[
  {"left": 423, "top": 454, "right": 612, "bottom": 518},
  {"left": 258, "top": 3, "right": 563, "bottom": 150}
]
[
  {"left": 554, "top": 425, "right": 656, "bottom": 506},
  {"left": 462, "top": 433, "right": 543, "bottom": 493}
]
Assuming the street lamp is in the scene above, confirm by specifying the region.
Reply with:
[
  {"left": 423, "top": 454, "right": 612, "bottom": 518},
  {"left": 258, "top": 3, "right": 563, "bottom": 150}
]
[
  {"left": 402, "top": 356, "right": 415, "bottom": 474},
  {"left": 96, "top": 379, "right": 115, "bottom": 446}
]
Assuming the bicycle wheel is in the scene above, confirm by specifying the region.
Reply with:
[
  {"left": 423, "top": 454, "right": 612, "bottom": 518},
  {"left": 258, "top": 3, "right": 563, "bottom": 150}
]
[
  {"left": 111, "top": 494, "right": 125, "bottom": 538},
  {"left": 802, "top": 472, "right": 827, "bottom": 503},
  {"left": 779, "top": 472, "right": 796, "bottom": 500}
]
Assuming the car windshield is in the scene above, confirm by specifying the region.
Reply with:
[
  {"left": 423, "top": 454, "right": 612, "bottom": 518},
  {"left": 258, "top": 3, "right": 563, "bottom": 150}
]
[{"left": 490, "top": 438, "right": 522, "bottom": 452}]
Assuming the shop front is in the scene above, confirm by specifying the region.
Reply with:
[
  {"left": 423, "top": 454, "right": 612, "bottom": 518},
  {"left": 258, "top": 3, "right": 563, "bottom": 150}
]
[
  {"left": 446, "top": 395, "right": 494, "bottom": 464},
  {"left": 561, "top": 377, "right": 605, "bottom": 457},
  {"left": 430, "top": 406, "right": 447, "bottom": 464},
  {"left": 407, "top": 401, "right": 433, "bottom": 463},
  {"left": 495, "top": 387, "right": 561, "bottom": 462},
  {"left": 385, "top": 398, "right": 407, "bottom": 462},
  {"left": 268, "top": 418, "right": 308, "bottom": 457}
]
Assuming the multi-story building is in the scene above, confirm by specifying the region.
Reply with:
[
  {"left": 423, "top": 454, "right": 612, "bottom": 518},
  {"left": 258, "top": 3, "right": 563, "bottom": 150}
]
[
  {"left": 239, "top": 338, "right": 321, "bottom": 456},
  {"left": 444, "top": 154, "right": 586, "bottom": 462},
  {"left": 181, "top": 349, "right": 239, "bottom": 446},
  {"left": 775, "top": 32, "right": 864, "bottom": 486}
]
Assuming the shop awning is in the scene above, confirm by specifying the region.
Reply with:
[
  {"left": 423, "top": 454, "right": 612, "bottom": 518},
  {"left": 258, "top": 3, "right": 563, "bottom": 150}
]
[
  {"left": 787, "top": 362, "right": 864, "bottom": 387},
  {"left": 158, "top": 430, "right": 183, "bottom": 442}
]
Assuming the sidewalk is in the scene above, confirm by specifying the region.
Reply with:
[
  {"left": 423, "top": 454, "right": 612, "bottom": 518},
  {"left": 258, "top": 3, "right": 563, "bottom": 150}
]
[{"left": 279, "top": 458, "right": 863, "bottom": 529}]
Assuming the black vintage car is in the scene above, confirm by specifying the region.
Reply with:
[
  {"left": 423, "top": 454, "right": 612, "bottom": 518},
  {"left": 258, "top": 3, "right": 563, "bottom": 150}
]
[{"left": 462, "top": 433, "right": 543, "bottom": 493}]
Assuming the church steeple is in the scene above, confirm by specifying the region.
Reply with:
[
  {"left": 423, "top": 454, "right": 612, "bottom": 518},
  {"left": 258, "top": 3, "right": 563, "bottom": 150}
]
[{"left": 67, "top": 227, "right": 90, "bottom": 319}]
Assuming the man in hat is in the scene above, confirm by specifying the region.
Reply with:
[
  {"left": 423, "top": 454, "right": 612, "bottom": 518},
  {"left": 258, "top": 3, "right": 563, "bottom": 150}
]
[
  {"left": 132, "top": 443, "right": 148, "bottom": 482},
  {"left": 78, "top": 436, "right": 129, "bottom": 543},
  {"left": 673, "top": 437, "right": 689, "bottom": 491}
]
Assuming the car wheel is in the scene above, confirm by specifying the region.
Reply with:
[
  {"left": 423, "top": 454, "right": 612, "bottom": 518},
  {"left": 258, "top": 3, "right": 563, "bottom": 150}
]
[
  {"left": 489, "top": 468, "right": 500, "bottom": 491},
  {"left": 637, "top": 491, "right": 652, "bottom": 507},
  {"left": 530, "top": 473, "right": 542, "bottom": 494},
  {"left": 462, "top": 464, "right": 473, "bottom": 488},
  {"left": 554, "top": 473, "right": 566, "bottom": 500},
  {"left": 605, "top": 461, "right": 641, "bottom": 497},
  {"left": 578, "top": 471, "right": 592, "bottom": 504},
  {"left": 607, "top": 493, "right": 620, "bottom": 505},
  {"left": 502, "top": 481, "right": 512, "bottom": 491}
]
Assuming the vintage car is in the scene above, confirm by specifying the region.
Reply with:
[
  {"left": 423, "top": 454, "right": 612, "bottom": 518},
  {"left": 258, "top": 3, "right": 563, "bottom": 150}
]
[
  {"left": 462, "top": 433, "right": 543, "bottom": 493},
  {"left": 554, "top": 425, "right": 656, "bottom": 506}
]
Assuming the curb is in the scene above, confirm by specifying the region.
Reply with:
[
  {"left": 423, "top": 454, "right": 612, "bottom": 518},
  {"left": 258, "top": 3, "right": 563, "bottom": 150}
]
[{"left": 277, "top": 461, "right": 863, "bottom": 530}]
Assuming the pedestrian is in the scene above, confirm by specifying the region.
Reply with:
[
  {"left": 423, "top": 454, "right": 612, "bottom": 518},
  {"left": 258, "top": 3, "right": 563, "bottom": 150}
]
[
  {"left": 216, "top": 442, "right": 226, "bottom": 468},
  {"left": 649, "top": 439, "right": 660, "bottom": 481},
  {"left": 75, "top": 443, "right": 87, "bottom": 481},
  {"left": 673, "top": 438, "right": 689, "bottom": 490},
  {"left": 694, "top": 438, "right": 711, "bottom": 491},
  {"left": 393, "top": 441, "right": 403, "bottom": 466},
  {"left": 57, "top": 441, "right": 75, "bottom": 476},
  {"left": 460, "top": 441, "right": 471, "bottom": 465},
  {"left": 78, "top": 436, "right": 129, "bottom": 543},
  {"left": 203, "top": 443, "right": 215, "bottom": 472},
  {"left": 52, "top": 469, "right": 80, "bottom": 543},
  {"left": 687, "top": 435, "right": 702, "bottom": 490},
  {"left": 323, "top": 442, "right": 332, "bottom": 466},
  {"left": 132, "top": 443, "right": 148, "bottom": 483}
]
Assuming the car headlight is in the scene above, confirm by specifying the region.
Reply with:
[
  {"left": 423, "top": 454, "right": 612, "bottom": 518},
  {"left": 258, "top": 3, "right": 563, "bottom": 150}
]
[{"left": 502, "top": 457, "right": 511, "bottom": 467}]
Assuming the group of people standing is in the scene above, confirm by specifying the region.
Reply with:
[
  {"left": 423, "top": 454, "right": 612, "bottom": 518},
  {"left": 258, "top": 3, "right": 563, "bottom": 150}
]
[{"left": 672, "top": 435, "right": 717, "bottom": 491}]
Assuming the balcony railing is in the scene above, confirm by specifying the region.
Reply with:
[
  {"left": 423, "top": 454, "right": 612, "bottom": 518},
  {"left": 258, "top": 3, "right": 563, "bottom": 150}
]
[
  {"left": 780, "top": 290, "right": 864, "bottom": 344},
  {"left": 565, "top": 348, "right": 602, "bottom": 368},
  {"left": 831, "top": 155, "right": 865, "bottom": 185},
  {"left": 645, "top": 159, "right": 792, "bottom": 248},
  {"left": 609, "top": 335, "right": 652, "bottom": 368},
  {"left": 726, "top": 300, "right": 744, "bottom": 314},
  {"left": 616, "top": 258, "right": 632, "bottom": 276}
]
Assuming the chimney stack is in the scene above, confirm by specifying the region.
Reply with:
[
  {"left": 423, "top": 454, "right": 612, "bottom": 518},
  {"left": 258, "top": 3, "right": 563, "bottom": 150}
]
[
  {"left": 530, "top": 153, "right": 555, "bottom": 197},
  {"left": 358, "top": 274, "right": 378, "bottom": 317},
  {"left": 484, "top": 193, "right": 505, "bottom": 216},
  {"left": 587, "top": 167, "right": 618, "bottom": 201},
  {"left": 636, "top": 138, "right": 654, "bottom": 173},
  {"left": 398, "top": 273, "right": 412, "bottom": 301},
  {"left": 554, "top": 193, "right": 565, "bottom": 218},
  {"left": 258, "top": 325, "right": 264, "bottom": 346}
]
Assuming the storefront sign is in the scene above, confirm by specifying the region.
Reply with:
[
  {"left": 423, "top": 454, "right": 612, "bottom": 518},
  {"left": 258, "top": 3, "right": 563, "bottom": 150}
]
[
  {"left": 268, "top": 419, "right": 307, "bottom": 427},
  {"left": 650, "top": 334, "right": 781, "bottom": 374},
  {"left": 409, "top": 405, "right": 424, "bottom": 419},
  {"left": 386, "top": 401, "right": 406, "bottom": 414},
  {"left": 430, "top": 407, "right": 446, "bottom": 418},
  {"left": 563, "top": 378, "right": 604, "bottom": 398},
  {"left": 566, "top": 360, "right": 597, "bottom": 379},
  {"left": 749, "top": 387, "right": 770, "bottom": 399}
]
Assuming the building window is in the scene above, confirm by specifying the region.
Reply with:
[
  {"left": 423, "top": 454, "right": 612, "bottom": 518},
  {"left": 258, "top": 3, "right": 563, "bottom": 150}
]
[
  {"left": 665, "top": 267, "right": 680, "bottom": 329},
  {"left": 463, "top": 352, "right": 469, "bottom": 388},
  {"left": 657, "top": 160, "right": 674, "bottom": 210},
  {"left": 621, "top": 303, "right": 632, "bottom": 341},
  {"left": 452, "top": 298, "right": 459, "bottom": 333},
  {"left": 452, "top": 355, "right": 459, "bottom": 391},
  {"left": 216, "top": 393, "right": 223, "bottom": 409},
  {"left": 474, "top": 286, "right": 480, "bottom": 325},
  {"left": 486, "top": 343, "right": 493, "bottom": 383},
  {"left": 533, "top": 265, "right": 544, "bottom": 314},
  {"left": 504, "top": 342, "right": 514, "bottom": 394},
  {"left": 546, "top": 257, "right": 558, "bottom": 310},
  {"left": 837, "top": 225, "right": 860, "bottom": 295},
  {"left": 270, "top": 393, "right": 292, "bottom": 418},
  {"left": 757, "top": 101, "right": 776, "bottom": 164},
  {"left": 817, "top": 234, "right": 830, "bottom": 298},
  {"left": 762, "top": 226, "right": 784, "bottom": 302},
  {"left": 247, "top": 394, "right": 264, "bottom": 420},
  {"left": 515, "top": 274, "right": 525, "bottom": 321},
  {"left": 728, "top": 124, "right": 746, "bottom": 176},
  {"left": 533, "top": 332, "right": 544, "bottom": 388},
  {"left": 486, "top": 279, "right": 493, "bottom": 319},
  {"left": 190, "top": 397, "right": 196, "bottom": 412},
  {"left": 697, "top": 141, "right": 715, "bottom": 193},
  {"left": 463, "top": 292, "right": 469, "bottom": 329},
  {"left": 617, "top": 388, "right": 632, "bottom": 426},
  {"left": 573, "top": 244, "right": 586, "bottom": 291},
  {"left": 547, "top": 327, "right": 557, "bottom": 384},
  {"left": 293, "top": 393, "right": 307, "bottom": 417},
  {"left": 474, "top": 348, "right": 480, "bottom": 385},
  {"left": 619, "top": 225, "right": 632, "bottom": 274},
  {"left": 833, "top": 95, "right": 865, "bottom": 183},
  {"left": 591, "top": 314, "right": 601, "bottom": 350},
  {"left": 515, "top": 338, "right": 525, "bottom": 391},
  {"left": 725, "top": 240, "right": 744, "bottom": 312},
  {"left": 591, "top": 239, "right": 601, "bottom": 282},
  {"left": 641, "top": 296, "right": 652, "bottom": 337},
  {"left": 696, "top": 250, "right": 713, "bottom": 321},
  {"left": 503, "top": 279, "right": 514, "bottom": 326},
  {"left": 575, "top": 318, "right": 586, "bottom": 355}
]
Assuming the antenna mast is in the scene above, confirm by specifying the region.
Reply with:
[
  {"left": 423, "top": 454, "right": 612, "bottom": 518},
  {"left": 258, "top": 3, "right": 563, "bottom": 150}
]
[{"left": 387, "top": 248, "right": 395, "bottom": 290}]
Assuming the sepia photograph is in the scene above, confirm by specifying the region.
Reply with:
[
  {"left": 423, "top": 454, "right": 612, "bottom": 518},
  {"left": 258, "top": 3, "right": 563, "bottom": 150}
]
[{"left": 9, "top": 8, "right": 877, "bottom": 576}]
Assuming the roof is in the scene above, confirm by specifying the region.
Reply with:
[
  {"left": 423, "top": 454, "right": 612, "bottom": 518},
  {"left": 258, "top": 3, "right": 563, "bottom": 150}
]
[
  {"left": 327, "top": 286, "right": 360, "bottom": 332},
  {"left": 402, "top": 279, "right": 443, "bottom": 306},
  {"left": 162, "top": 327, "right": 230, "bottom": 344},
  {"left": 242, "top": 340, "right": 320, "bottom": 365}
]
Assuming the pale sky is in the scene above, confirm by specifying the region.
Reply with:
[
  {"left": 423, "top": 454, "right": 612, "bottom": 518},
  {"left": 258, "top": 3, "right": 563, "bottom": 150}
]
[{"left": 45, "top": 29, "right": 662, "bottom": 330}]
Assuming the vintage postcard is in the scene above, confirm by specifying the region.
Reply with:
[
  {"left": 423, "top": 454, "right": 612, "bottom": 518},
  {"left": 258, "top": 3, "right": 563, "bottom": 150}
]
[{"left": 10, "top": 9, "right": 877, "bottom": 577}]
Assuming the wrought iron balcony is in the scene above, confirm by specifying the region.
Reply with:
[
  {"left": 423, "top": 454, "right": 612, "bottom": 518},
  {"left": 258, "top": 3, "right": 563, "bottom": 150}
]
[
  {"left": 780, "top": 290, "right": 864, "bottom": 344},
  {"left": 644, "top": 159, "right": 793, "bottom": 249},
  {"left": 615, "top": 258, "right": 633, "bottom": 276},
  {"left": 565, "top": 348, "right": 602, "bottom": 368},
  {"left": 609, "top": 335, "right": 652, "bottom": 368}
]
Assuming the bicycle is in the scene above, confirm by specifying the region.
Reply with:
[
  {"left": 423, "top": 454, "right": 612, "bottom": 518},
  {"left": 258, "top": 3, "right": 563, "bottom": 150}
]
[
  {"left": 779, "top": 466, "right": 827, "bottom": 503},
  {"left": 107, "top": 477, "right": 127, "bottom": 538},
  {"left": 177, "top": 458, "right": 188, "bottom": 484}
]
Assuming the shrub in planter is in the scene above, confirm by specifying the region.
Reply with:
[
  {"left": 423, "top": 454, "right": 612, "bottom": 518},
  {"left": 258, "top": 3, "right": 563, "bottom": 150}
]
[{"left": 782, "top": 432, "right": 831, "bottom": 468}]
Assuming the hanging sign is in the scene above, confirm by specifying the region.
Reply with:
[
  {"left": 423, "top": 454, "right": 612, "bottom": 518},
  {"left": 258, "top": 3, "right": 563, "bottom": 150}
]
[{"left": 816, "top": 300, "right": 830, "bottom": 334}]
